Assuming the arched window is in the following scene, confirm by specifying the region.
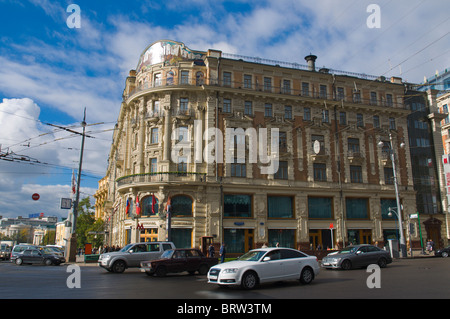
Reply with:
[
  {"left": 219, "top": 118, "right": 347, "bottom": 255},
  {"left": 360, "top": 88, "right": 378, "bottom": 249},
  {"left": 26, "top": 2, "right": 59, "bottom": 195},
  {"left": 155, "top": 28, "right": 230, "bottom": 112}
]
[
  {"left": 171, "top": 195, "right": 193, "bottom": 217},
  {"left": 141, "top": 195, "right": 159, "bottom": 216}
]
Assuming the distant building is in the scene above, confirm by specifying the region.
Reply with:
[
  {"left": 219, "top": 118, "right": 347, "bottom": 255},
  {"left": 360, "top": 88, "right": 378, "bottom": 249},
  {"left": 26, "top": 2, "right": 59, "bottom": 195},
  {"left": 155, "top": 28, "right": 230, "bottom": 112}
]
[
  {"left": 0, "top": 215, "right": 58, "bottom": 245},
  {"left": 96, "top": 40, "right": 446, "bottom": 255}
]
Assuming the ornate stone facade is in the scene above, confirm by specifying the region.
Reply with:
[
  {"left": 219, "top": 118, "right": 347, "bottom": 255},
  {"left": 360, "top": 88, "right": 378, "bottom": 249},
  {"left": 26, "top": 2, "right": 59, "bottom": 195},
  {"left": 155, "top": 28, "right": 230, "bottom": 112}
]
[{"left": 96, "top": 40, "right": 422, "bottom": 255}]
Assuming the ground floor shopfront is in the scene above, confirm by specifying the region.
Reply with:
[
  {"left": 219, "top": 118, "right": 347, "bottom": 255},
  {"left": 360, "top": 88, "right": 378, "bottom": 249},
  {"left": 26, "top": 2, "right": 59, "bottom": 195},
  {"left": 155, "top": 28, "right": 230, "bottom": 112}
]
[{"left": 106, "top": 183, "right": 448, "bottom": 256}]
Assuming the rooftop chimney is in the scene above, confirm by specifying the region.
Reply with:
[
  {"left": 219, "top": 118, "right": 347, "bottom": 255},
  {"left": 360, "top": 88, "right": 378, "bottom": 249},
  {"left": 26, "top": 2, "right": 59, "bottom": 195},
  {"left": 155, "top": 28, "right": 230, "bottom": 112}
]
[{"left": 304, "top": 54, "right": 317, "bottom": 72}]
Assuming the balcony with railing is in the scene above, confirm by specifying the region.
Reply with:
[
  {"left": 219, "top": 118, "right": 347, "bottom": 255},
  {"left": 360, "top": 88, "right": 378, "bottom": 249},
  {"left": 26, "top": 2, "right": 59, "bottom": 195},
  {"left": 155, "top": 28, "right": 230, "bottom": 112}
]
[{"left": 116, "top": 171, "right": 207, "bottom": 188}]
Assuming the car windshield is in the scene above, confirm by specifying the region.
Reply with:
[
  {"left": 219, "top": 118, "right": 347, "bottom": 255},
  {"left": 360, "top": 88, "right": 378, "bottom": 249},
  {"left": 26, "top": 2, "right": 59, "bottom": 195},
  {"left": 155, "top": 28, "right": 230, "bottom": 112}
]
[
  {"left": 238, "top": 250, "right": 267, "bottom": 261},
  {"left": 161, "top": 250, "right": 174, "bottom": 259},
  {"left": 337, "top": 247, "right": 358, "bottom": 254}
]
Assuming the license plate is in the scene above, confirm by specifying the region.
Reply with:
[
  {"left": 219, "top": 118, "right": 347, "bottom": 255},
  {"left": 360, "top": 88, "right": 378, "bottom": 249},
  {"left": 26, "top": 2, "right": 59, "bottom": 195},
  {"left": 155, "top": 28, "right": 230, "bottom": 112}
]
[
  {"left": 209, "top": 275, "right": 217, "bottom": 280},
  {"left": 322, "top": 263, "right": 330, "bottom": 266}
]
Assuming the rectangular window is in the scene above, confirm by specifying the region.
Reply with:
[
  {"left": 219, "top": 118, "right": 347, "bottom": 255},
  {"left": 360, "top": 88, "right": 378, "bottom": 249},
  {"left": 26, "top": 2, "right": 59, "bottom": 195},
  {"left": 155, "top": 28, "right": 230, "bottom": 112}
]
[
  {"left": 265, "top": 103, "right": 273, "bottom": 117},
  {"left": 356, "top": 113, "right": 364, "bottom": 127},
  {"left": 339, "top": 111, "right": 347, "bottom": 125},
  {"left": 223, "top": 72, "right": 231, "bottom": 86},
  {"left": 223, "top": 98, "right": 232, "bottom": 113},
  {"left": 177, "top": 157, "right": 187, "bottom": 176},
  {"left": 389, "top": 117, "right": 396, "bottom": 130},
  {"left": 347, "top": 138, "right": 360, "bottom": 154},
  {"left": 370, "top": 92, "right": 377, "bottom": 105},
  {"left": 264, "top": 77, "right": 272, "bottom": 92},
  {"left": 268, "top": 196, "right": 293, "bottom": 218},
  {"left": 304, "top": 107, "right": 311, "bottom": 121},
  {"left": 231, "top": 163, "right": 246, "bottom": 177},
  {"left": 274, "top": 161, "right": 288, "bottom": 179},
  {"left": 224, "top": 194, "right": 252, "bottom": 218},
  {"left": 319, "top": 85, "right": 327, "bottom": 99},
  {"left": 151, "top": 127, "right": 158, "bottom": 144},
  {"left": 180, "top": 98, "right": 188, "bottom": 113},
  {"left": 244, "top": 101, "right": 253, "bottom": 116},
  {"left": 268, "top": 229, "right": 296, "bottom": 248},
  {"left": 381, "top": 199, "right": 397, "bottom": 220},
  {"left": 282, "top": 79, "right": 291, "bottom": 94},
  {"left": 150, "top": 158, "right": 157, "bottom": 173},
  {"left": 384, "top": 167, "right": 394, "bottom": 184},
  {"left": 154, "top": 73, "right": 162, "bottom": 87},
  {"left": 279, "top": 131, "right": 287, "bottom": 152},
  {"left": 180, "top": 71, "right": 189, "bottom": 84},
  {"left": 386, "top": 94, "right": 393, "bottom": 107},
  {"left": 373, "top": 115, "right": 380, "bottom": 128},
  {"left": 322, "top": 109, "right": 329, "bottom": 123},
  {"left": 284, "top": 105, "right": 292, "bottom": 119},
  {"left": 313, "top": 163, "right": 327, "bottom": 181},
  {"left": 346, "top": 198, "right": 369, "bottom": 219},
  {"left": 337, "top": 87, "right": 345, "bottom": 101},
  {"left": 308, "top": 197, "right": 333, "bottom": 219},
  {"left": 244, "top": 74, "right": 252, "bottom": 88},
  {"left": 350, "top": 165, "right": 363, "bottom": 183},
  {"left": 353, "top": 90, "right": 361, "bottom": 103},
  {"left": 302, "top": 82, "right": 309, "bottom": 96}
]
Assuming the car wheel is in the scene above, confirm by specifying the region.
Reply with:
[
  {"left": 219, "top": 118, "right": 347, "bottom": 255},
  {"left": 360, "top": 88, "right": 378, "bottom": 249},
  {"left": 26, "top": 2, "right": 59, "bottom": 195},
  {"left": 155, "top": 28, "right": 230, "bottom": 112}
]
[
  {"left": 377, "top": 257, "right": 387, "bottom": 268},
  {"left": 15, "top": 258, "right": 23, "bottom": 266},
  {"left": 44, "top": 259, "right": 53, "bottom": 266},
  {"left": 299, "top": 267, "right": 314, "bottom": 284},
  {"left": 442, "top": 251, "right": 449, "bottom": 258},
  {"left": 198, "top": 264, "right": 209, "bottom": 275},
  {"left": 112, "top": 260, "right": 126, "bottom": 273},
  {"left": 155, "top": 266, "right": 167, "bottom": 277},
  {"left": 341, "top": 259, "right": 352, "bottom": 270},
  {"left": 241, "top": 271, "right": 258, "bottom": 290}
]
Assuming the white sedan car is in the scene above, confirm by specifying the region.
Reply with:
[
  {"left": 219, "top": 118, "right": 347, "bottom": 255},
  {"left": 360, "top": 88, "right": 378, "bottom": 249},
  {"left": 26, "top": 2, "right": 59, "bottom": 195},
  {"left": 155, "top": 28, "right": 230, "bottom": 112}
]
[{"left": 207, "top": 247, "right": 320, "bottom": 289}]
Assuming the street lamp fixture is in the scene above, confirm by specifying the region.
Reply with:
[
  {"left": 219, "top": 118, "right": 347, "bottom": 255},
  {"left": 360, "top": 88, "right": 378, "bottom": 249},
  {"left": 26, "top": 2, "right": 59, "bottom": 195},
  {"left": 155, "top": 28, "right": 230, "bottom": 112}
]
[{"left": 378, "top": 132, "right": 407, "bottom": 258}]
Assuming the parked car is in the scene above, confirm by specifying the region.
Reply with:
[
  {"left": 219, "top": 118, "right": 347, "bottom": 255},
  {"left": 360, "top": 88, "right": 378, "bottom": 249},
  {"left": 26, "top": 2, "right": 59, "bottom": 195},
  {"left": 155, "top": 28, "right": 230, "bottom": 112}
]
[
  {"left": 321, "top": 244, "right": 392, "bottom": 270},
  {"left": 98, "top": 242, "right": 175, "bottom": 273},
  {"left": 14, "top": 249, "right": 65, "bottom": 266},
  {"left": 140, "top": 248, "right": 218, "bottom": 277},
  {"left": 207, "top": 247, "right": 320, "bottom": 290},
  {"left": 0, "top": 244, "right": 11, "bottom": 260},
  {"left": 10, "top": 244, "right": 39, "bottom": 263},
  {"left": 435, "top": 246, "right": 450, "bottom": 258}
]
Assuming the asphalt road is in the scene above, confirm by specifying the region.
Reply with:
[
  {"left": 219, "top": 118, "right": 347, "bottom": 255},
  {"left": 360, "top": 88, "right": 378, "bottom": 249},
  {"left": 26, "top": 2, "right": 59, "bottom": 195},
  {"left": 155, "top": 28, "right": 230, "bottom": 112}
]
[{"left": 1, "top": 257, "right": 449, "bottom": 300}]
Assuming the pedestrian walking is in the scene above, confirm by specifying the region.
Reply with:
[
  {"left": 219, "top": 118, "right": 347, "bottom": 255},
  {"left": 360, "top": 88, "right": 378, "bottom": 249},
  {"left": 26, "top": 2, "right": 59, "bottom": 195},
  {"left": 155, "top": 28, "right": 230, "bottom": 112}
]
[{"left": 219, "top": 243, "right": 226, "bottom": 263}]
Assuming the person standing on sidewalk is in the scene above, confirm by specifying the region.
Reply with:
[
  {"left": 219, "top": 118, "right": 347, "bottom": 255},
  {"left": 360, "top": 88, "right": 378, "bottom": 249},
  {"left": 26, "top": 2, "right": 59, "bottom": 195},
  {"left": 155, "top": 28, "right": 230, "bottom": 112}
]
[{"left": 219, "top": 243, "right": 226, "bottom": 263}]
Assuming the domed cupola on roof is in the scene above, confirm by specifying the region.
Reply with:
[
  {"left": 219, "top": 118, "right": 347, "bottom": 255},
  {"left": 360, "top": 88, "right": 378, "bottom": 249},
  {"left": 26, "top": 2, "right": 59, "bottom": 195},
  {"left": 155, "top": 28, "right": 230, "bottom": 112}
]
[{"left": 136, "top": 40, "right": 207, "bottom": 74}]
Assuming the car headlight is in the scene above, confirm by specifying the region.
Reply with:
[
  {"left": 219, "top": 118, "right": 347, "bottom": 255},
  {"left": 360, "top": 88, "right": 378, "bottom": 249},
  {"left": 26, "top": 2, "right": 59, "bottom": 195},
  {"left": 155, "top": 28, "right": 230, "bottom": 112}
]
[
  {"left": 102, "top": 255, "right": 111, "bottom": 260},
  {"left": 223, "top": 268, "right": 238, "bottom": 274},
  {"left": 330, "top": 257, "right": 341, "bottom": 263}
]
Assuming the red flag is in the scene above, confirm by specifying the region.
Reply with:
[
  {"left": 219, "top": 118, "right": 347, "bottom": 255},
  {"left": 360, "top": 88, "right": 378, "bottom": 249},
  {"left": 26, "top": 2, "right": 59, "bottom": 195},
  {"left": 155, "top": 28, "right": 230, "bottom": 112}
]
[
  {"left": 71, "top": 170, "right": 76, "bottom": 195},
  {"left": 136, "top": 196, "right": 141, "bottom": 215},
  {"left": 126, "top": 198, "right": 130, "bottom": 215},
  {"left": 152, "top": 194, "right": 156, "bottom": 215},
  {"left": 165, "top": 196, "right": 171, "bottom": 212}
]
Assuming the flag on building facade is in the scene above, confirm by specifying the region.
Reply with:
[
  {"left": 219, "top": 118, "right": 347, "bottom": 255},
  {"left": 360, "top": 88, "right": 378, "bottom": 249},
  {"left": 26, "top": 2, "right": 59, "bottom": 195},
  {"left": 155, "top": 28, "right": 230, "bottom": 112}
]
[
  {"left": 152, "top": 194, "right": 157, "bottom": 215},
  {"left": 126, "top": 198, "right": 130, "bottom": 215},
  {"left": 136, "top": 196, "right": 141, "bottom": 215}
]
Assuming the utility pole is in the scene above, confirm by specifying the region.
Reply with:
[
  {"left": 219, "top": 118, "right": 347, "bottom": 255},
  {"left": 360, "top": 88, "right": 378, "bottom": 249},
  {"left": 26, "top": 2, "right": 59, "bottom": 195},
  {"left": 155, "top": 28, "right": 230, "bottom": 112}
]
[{"left": 66, "top": 108, "right": 87, "bottom": 262}]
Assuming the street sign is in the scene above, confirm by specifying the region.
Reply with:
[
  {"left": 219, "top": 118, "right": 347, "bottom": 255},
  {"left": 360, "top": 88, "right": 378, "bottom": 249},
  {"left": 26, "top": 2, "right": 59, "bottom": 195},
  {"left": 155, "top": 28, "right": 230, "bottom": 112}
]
[
  {"left": 329, "top": 223, "right": 334, "bottom": 229},
  {"left": 60, "top": 198, "right": 72, "bottom": 209},
  {"left": 409, "top": 213, "right": 418, "bottom": 219},
  {"left": 32, "top": 193, "right": 40, "bottom": 201}
]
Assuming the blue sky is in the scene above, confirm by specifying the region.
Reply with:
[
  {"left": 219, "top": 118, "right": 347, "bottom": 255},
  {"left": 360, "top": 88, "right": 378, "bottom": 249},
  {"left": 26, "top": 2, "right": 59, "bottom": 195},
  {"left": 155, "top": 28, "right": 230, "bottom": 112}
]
[{"left": 0, "top": 0, "right": 449, "bottom": 220}]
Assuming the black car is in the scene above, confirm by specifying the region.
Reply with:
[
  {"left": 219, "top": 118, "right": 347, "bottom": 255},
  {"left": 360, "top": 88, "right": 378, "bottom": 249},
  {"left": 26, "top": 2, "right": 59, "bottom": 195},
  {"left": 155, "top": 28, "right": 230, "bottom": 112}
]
[
  {"left": 14, "top": 249, "right": 65, "bottom": 266},
  {"left": 435, "top": 246, "right": 450, "bottom": 258}
]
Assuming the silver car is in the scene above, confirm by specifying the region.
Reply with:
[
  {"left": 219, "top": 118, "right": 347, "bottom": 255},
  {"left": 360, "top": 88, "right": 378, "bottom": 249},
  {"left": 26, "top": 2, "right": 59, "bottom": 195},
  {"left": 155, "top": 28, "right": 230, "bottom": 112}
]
[
  {"left": 321, "top": 244, "right": 392, "bottom": 270},
  {"left": 98, "top": 242, "right": 175, "bottom": 273}
]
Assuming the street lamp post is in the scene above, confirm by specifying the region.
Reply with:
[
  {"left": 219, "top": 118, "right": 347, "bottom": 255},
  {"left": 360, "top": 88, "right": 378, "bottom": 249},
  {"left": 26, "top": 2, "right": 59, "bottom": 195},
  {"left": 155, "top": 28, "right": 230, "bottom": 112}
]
[{"left": 378, "top": 132, "right": 407, "bottom": 258}]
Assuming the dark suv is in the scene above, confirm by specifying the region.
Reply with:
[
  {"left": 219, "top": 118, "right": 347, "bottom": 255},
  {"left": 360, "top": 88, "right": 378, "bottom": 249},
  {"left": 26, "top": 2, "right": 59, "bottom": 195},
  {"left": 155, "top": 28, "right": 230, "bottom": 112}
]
[{"left": 14, "top": 249, "right": 65, "bottom": 266}]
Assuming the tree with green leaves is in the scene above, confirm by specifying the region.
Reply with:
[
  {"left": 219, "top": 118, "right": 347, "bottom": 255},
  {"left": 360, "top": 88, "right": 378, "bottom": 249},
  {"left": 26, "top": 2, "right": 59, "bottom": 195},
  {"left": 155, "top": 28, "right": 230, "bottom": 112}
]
[{"left": 75, "top": 197, "right": 105, "bottom": 251}]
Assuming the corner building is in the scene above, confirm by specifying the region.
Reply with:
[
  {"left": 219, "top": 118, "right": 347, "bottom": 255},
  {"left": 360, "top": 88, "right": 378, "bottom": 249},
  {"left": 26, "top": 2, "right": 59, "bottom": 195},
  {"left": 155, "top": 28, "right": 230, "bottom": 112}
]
[{"left": 97, "top": 40, "right": 419, "bottom": 256}]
